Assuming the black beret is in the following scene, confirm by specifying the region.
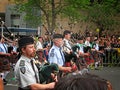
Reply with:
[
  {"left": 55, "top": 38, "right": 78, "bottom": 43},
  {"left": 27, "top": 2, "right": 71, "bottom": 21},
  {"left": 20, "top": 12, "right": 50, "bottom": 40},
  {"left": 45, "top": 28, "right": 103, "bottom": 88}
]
[
  {"left": 53, "top": 34, "right": 63, "bottom": 39},
  {"left": 18, "top": 36, "right": 34, "bottom": 48}
]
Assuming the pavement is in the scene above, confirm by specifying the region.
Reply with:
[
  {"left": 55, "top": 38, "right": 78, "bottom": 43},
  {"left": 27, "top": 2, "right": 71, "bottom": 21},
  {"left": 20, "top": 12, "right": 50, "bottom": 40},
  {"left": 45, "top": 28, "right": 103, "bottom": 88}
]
[{"left": 4, "top": 67, "right": 120, "bottom": 90}]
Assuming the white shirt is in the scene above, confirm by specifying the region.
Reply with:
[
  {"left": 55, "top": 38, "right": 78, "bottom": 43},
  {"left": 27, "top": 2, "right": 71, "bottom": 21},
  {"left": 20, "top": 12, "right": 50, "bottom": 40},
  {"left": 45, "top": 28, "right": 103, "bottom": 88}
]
[
  {"left": 85, "top": 40, "right": 91, "bottom": 47},
  {"left": 36, "top": 41, "right": 43, "bottom": 51},
  {"left": 63, "top": 38, "right": 72, "bottom": 53},
  {"left": 14, "top": 55, "right": 39, "bottom": 89}
]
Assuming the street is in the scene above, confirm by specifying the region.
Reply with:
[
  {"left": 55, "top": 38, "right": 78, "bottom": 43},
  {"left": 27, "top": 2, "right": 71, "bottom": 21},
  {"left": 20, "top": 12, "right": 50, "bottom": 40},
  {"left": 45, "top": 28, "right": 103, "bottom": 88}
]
[{"left": 4, "top": 67, "right": 120, "bottom": 90}]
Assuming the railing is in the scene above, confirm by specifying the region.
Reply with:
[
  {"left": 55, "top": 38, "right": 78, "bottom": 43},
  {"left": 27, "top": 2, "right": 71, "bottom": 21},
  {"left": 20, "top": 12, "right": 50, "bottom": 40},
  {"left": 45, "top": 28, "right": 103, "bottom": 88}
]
[{"left": 103, "top": 48, "right": 120, "bottom": 66}]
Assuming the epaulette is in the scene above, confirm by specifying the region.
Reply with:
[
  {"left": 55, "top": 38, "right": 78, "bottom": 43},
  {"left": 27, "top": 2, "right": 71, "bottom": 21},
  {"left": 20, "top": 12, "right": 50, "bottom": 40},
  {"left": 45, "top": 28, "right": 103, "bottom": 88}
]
[
  {"left": 51, "top": 49, "right": 54, "bottom": 52},
  {"left": 19, "top": 60, "right": 25, "bottom": 67}
]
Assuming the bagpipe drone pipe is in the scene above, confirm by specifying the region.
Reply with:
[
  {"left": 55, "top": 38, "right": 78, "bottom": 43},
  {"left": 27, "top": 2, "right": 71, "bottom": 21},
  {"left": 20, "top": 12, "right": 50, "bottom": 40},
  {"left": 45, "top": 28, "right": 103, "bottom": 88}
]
[{"left": 35, "top": 62, "right": 59, "bottom": 83}]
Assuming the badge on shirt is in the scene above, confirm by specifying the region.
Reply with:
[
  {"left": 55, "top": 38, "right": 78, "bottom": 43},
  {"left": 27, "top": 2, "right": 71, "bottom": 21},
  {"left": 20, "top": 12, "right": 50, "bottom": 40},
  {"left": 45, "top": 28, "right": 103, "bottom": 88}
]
[
  {"left": 20, "top": 67, "right": 26, "bottom": 74},
  {"left": 50, "top": 49, "right": 54, "bottom": 57},
  {"left": 50, "top": 53, "right": 54, "bottom": 57}
]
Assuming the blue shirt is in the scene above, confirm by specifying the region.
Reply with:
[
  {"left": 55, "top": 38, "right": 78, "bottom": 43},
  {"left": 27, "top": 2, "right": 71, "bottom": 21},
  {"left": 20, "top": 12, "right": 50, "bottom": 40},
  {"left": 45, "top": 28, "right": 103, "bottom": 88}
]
[
  {"left": 48, "top": 45, "right": 65, "bottom": 66},
  {"left": 0, "top": 43, "right": 8, "bottom": 53}
]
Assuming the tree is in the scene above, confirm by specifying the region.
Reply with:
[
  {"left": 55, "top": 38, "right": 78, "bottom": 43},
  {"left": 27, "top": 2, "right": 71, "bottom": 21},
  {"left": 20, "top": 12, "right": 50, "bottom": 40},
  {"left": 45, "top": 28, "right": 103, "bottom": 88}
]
[
  {"left": 14, "top": 0, "right": 66, "bottom": 34},
  {"left": 85, "top": 0, "right": 120, "bottom": 32},
  {"left": 13, "top": 0, "right": 120, "bottom": 34}
]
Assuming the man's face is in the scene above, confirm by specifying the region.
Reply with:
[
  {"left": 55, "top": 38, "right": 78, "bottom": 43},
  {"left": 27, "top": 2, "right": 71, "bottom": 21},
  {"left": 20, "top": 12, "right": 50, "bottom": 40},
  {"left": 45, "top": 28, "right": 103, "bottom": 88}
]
[
  {"left": 38, "top": 38, "right": 43, "bottom": 42},
  {"left": 22, "top": 44, "right": 36, "bottom": 58},
  {"left": 65, "top": 33, "right": 71, "bottom": 40},
  {"left": 78, "top": 40, "right": 83, "bottom": 44},
  {"left": 54, "top": 38, "right": 63, "bottom": 47}
]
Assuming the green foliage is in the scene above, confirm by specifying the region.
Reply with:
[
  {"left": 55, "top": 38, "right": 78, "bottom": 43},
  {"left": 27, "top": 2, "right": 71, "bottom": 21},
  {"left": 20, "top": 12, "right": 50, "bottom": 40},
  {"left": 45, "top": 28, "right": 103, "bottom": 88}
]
[
  {"left": 13, "top": 0, "right": 120, "bottom": 31},
  {"left": 83, "top": 0, "right": 120, "bottom": 30}
]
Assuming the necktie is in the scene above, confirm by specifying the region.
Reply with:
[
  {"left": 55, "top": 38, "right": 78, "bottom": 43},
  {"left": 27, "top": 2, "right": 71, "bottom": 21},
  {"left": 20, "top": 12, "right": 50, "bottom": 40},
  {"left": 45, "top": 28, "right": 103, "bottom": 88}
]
[
  {"left": 30, "top": 60, "right": 39, "bottom": 83},
  {"left": 59, "top": 48, "right": 65, "bottom": 63}
]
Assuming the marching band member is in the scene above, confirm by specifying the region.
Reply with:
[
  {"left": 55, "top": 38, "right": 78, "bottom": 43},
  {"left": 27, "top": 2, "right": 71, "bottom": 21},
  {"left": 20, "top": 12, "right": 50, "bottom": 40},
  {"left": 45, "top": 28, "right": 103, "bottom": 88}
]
[
  {"left": 76, "top": 37, "right": 88, "bottom": 66},
  {"left": 84, "top": 36, "right": 91, "bottom": 47},
  {"left": 0, "top": 35, "right": 11, "bottom": 85},
  {"left": 14, "top": 36, "right": 56, "bottom": 90},
  {"left": 63, "top": 30, "right": 72, "bottom": 54},
  {"left": 36, "top": 36, "right": 43, "bottom": 51},
  {"left": 62, "top": 30, "right": 79, "bottom": 73},
  {"left": 92, "top": 39, "right": 104, "bottom": 69},
  {"left": 48, "top": 34, "right": 72, "bottom": 77}
]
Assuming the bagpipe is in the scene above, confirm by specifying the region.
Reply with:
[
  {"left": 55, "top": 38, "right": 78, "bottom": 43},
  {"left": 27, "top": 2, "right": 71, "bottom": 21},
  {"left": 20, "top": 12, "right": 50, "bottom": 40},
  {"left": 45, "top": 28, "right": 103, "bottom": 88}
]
[
  {"left": 8, "top": 46, "right": 18, "bottom": 64},
  {"left": 0, "top": 46, "right": 18, "bottom": 72},
  {"left": 0, "top": 54, "right": 10, "bottom": 72},
  {"left": 35, "top": 51, "right": 59, "bottom": 83},
  {"left": 63, "top": 45, "right": 81, "bottom": 72},
  {"left": 81, "top": 46, "right": 94, "bottom": 65},
  {"left": 35, "top": 62, "right": 59, "bottom": 83}
]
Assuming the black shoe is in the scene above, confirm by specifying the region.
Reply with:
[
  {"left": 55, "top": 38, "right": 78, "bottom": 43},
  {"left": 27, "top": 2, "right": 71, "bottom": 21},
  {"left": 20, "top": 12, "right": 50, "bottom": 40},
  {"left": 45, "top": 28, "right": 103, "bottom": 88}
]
[{"left": 3, "top": 79, "right": 8, "bottom": 85}]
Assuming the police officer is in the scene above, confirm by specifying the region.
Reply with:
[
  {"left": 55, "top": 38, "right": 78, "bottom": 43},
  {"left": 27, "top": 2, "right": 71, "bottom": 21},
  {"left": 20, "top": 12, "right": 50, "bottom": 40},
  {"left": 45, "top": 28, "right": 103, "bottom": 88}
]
[
  {"left": 14, "top": 36, "right": 55, "bottom": 90},
  {"left": 48, "top": 34, "right": 72, "bottom": 73}
]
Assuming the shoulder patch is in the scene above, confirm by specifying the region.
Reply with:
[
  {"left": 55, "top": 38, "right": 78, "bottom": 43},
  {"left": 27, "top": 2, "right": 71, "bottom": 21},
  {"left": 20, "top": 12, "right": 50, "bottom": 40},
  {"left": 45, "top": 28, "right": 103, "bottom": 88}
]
[
  {"left": 50, "top": 49, "right": 55, "bottom": 57},
  {"left": 51, "top": 49, "right": 54, "bottom": 52},
  {"left": 19, "top": 60, "right": 25, "bottom": 67}
]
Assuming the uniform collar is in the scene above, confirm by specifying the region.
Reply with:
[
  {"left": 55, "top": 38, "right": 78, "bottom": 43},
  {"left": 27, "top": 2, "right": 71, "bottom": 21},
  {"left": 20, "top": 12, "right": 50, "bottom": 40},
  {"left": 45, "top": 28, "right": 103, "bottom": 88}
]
[
  {"left": 53, "top": 45, "right": 60, "bottom": 50},
  {"left": 21, "top": 55, "right": 34, "bottom": 63}
]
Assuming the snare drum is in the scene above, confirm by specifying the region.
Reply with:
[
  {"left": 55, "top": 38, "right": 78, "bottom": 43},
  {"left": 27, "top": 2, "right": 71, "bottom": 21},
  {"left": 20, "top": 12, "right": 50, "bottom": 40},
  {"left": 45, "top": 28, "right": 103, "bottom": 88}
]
[{"left": 0, "top": 55, "right": 10, "bottom": 72}]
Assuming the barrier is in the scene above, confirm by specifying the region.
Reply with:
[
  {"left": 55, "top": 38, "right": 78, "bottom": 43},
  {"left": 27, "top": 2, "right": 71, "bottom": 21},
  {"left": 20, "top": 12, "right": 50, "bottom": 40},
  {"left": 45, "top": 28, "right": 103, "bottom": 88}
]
[{"left": 103, "top": 48, "right": 120, "bottom": 66}]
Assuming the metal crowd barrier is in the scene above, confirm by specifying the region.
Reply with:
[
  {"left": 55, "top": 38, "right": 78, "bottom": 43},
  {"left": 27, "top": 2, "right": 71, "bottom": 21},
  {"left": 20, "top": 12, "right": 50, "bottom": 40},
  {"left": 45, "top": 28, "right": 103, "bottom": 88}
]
[{"left": 103, "top": 48, "right": 120, "bottom": 66}]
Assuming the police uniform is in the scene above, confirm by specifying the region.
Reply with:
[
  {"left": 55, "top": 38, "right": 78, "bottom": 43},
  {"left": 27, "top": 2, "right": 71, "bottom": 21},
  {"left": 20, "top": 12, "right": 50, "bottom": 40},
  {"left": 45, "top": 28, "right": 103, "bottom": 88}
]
[
  {"left": 14, "top": 37, "right": 40, "bottom": 90},
  {"left": 48, "top": 45, "right": 65, "bottom": 66},
  {"left": 14, "top": 55, "right": 40, "bottom": 89}
]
